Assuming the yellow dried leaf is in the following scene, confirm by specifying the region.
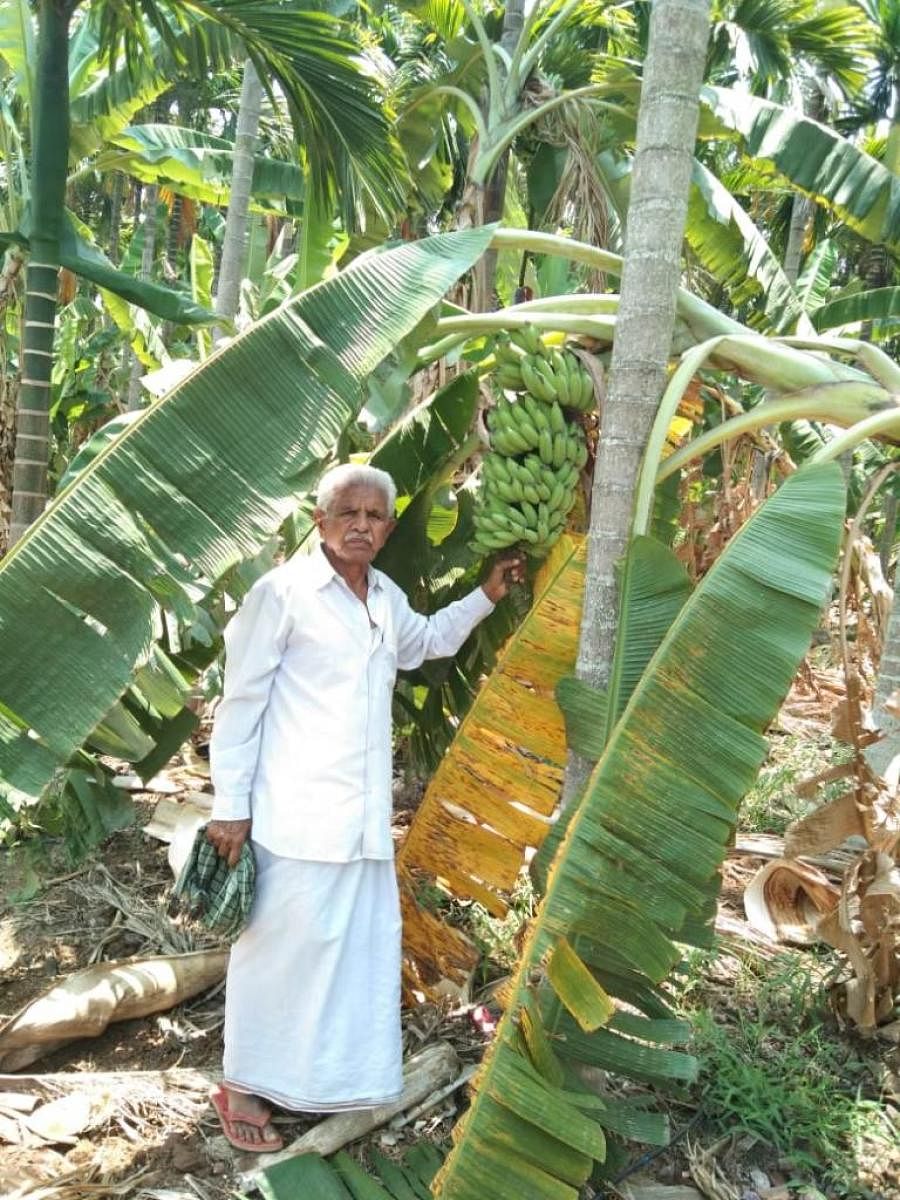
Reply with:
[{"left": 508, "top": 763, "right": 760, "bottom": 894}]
[
  {"left": 399, "top": 535, "right": 586, "bottom": 997},
  {"left": 546, "top": 938, "right": 615, "bottom": 1032}
]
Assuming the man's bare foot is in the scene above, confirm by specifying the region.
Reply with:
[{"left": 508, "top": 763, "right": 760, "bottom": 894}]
[{"left": 210, "top": 1085, "right": 283, "bottom": 1152}]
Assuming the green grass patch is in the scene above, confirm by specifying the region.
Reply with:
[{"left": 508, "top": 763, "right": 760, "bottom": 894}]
[
  {"left": 740, "top": 733, "right": 855, "bottom": 836},
  {"left": 676, "top": 948, "right": 895, "bottom": 1197}
]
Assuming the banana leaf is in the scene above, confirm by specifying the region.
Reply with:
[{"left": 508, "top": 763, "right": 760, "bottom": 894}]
[
  {"left": 0, "top": 217, "right": 216, "bottom": 325},
  {"left": 796, "top": 239, "right": 839, "bottom": 316},
  {"left": 95, "top": 124, "right": 306, "bottom": 209},
  {"left": 259, "top": 1144, "right": 445, "bottom": 1200},
  {"left": 0, "top": 227, "right": 494, "bottom": 808},
  {"left": 700, "top": 85, "right": 900, "bottom": 250},
  {"left": 397, "top": 534, "right": 586, "bottom": 996},
  {"left": 430, "top": 463, "right": 845, "bottom": 1198},
  {"left": 812, "top": 286, "right": 900, "bottom": 335},
  {"left": 687, "top": 160, "right": 806, "bottom": 333},
  {"left": 532, "top": 535, "right": 693, "bottom": 887}
]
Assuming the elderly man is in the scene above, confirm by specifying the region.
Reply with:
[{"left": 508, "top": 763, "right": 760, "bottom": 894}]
[{"left": 205, "top": 463, "right": 522, "bottom": 1151}]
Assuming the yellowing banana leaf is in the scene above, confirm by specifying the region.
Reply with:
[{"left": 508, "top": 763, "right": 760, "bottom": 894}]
[
  {"left": 397, "top": 534, "right": 586, "bottom": 997},
  {"left": 431, "top": 464, "right": 846, "bottom": 1199},
  {"left": 0, "top": 227, "right": 495, "bottom": 808}
]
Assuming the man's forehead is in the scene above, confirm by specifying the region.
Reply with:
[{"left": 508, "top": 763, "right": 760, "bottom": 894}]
[{"left": 332, "top": 484, "right": 388, "bottom": 510}]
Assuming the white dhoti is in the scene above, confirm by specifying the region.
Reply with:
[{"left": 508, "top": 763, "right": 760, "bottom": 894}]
[{"left": 223, "top": 843, "right": 403, "bottom": 1111}]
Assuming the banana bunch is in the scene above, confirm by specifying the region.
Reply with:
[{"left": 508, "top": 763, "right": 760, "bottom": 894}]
[
  {"left": 493, "top": 327, "right": 595, "bottom": 414},
  {"left": 471, "top": 449, "right": 580, "bottom": 553},
  {"left": 485, "top": 396, "right": 588, "bottom": 469},
  {"left": 472, "top": 322, "right": 594, "bottom": 560}
]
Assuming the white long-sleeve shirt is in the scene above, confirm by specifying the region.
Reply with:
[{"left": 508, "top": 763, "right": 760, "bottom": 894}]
[{"left": 210, "top": 546, "right": 495, "bottom": 861}]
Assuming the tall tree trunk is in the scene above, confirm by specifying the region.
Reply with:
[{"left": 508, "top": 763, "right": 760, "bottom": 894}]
[
  {"left": 166, "top": 194, "right": 183, "bottom": 276},
  {"left": 127, "top": 183, "right": 159, "bottom": 410},
  {"left": 214, "top": 59, "right": 264, "bottom": 326},
  {"left": 783, "top": 84, "right": 824, "bottom": 285},
  {"left": 0, "top": 375, "right": 16, "bottom": 556},
  {"left": 0, "top": 247, "right": 26, "bottom": 555},
  {"left": 107, "top": 171, "right": 124, "bottom": 263},
  {"left": 9, "top": 0, "right": 73, "bottom": 546},
  {"left": 164, "top": 87, "right": 195, "bottom": 279},
  {"left": 560, "top": 0, "right": 712, "bottom": 806}
]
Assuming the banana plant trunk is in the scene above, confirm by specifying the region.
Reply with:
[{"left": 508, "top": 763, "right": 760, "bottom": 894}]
[
  {"left": 214, "top": 58, "right": 264, "bottom": 327},
  {"left": 866, "top": 584, "right": 900, "bottom": 781},
  {"left": 560, "top": 0, "right": 712, "bottom": 806},
  {"left": 9, "top": 0, "right": 74, "bottom": 546}
]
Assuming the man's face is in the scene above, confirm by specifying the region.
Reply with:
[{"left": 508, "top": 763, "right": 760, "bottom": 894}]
[{"left": 314, "top": 484, "right": 396, "bottom": 568}]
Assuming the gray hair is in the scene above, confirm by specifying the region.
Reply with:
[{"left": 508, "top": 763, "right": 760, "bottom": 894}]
[{"left": 315, "top": 463, "right": 397, "bottom": 515}]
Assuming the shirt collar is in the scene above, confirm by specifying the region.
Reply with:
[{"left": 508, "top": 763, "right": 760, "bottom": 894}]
[{"left": 308, "top": 544, "right": 382, "bottom": 593}]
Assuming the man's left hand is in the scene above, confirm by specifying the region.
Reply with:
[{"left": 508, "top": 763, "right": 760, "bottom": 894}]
[{"left": 481, "top": 553, "right": 526, "bottom": 604}]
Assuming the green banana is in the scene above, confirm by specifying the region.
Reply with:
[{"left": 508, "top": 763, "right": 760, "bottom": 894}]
[
  {"left": 578, "top": 364, "right": 595, "bottom": 411},
  {"left": 491, "top": 454, "right": 510, "bottom": 483},
  {"left": 520, "top": 499, "right": 539, "bottom": 526},
  {"left": 548, "top": 479, "right": 565, "bottom": 510},
  {"left": 551, "top": 351, "right": 571, "bottom": 406},
  {"left": 548, "top": 401, "right": 566, "bottom": 436},
  {"left": 538, "top": 358, "right": 562, "bottom": 402},
  {"left": 538, "top": 429, "right": 554, "bottom": 465},
  {"left": 521, "top": 356, "right": 556, "bottom": 403},
  {"left": 563, "top": 353, "right": 581, "bottom": 406},
  {"left": 508, "top": 404, "right": 540, "bottom": 447},
  {"left": 552, "top": 432, "right": 567, "bottom": 470},
  {"left": 509, "top": 325, "right": 545, "bottom": 357}
]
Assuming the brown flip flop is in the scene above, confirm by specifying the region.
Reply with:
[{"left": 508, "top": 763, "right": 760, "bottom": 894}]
[{"left": 210, "top": 1085, "right": 284, "bottom": 1153}]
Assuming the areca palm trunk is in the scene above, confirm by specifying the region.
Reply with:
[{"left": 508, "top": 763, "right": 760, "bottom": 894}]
[
  {"left": 9, "top": 0, "right": 74, "bottom": 546},
  {"left": 783, "top": 83, "right": 824, "bottom": 285},
  {"left": 107, "top": 172, "right": 124, "bottom": 263},
  {"left": 127, "top": 183, "right": 159, "bottom": 410},
  {"left": 214, "top": 58, "right": 264, "bottom": 326},
  {"left": 560, "top": 0, "right": 712, "bottom": 805}
]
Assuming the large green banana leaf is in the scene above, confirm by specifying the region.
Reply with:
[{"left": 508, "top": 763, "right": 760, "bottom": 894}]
[
  {"left": 532, "top": 535, "right": 693, "bottom": 887},
  {"left": 813, "top": 286, "right": 900, "bottom": 335},
  {"left": 687, "top": 160, "right": 806, "bottom": 333},
  {"left": 0, "top": 227, "right": 494, "bottom": 808},
  {"left": 430, "top": 463, "right": 845, "bottom": 1198},
  {"left": 94, "top": 125, "right": 306, "bottom": 210},
  {"left": 700, "top": 85, "right": 900, "bottom": 250}
]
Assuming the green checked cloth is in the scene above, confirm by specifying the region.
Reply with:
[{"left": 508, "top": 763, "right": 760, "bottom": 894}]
[{"left": 173, "top": 827, "right": 255, "bottom": 940}]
